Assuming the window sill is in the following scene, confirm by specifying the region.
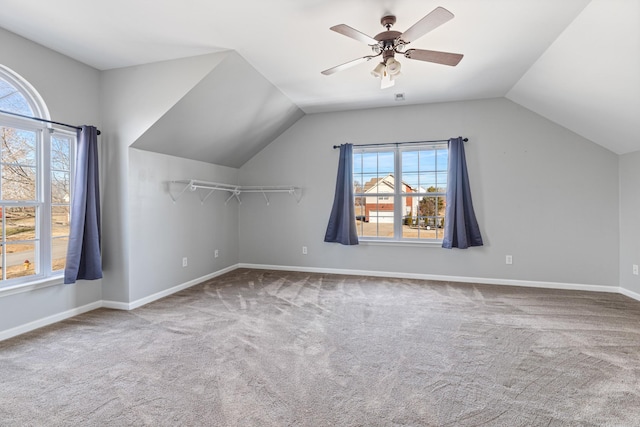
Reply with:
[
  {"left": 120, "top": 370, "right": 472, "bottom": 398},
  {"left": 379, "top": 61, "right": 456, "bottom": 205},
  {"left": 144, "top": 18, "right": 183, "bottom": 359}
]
[
  {"left": 358, "top": 239, "right": 444, "bottom": 248},
  {"left": 0, "top": 275, "right": 65, "bottom": 298}
]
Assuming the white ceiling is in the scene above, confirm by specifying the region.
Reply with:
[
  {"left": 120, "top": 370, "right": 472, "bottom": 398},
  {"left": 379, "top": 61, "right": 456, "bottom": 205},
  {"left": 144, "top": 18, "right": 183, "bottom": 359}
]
[{"left": 0, "top": 0, "right": 638, "bottom": 154}]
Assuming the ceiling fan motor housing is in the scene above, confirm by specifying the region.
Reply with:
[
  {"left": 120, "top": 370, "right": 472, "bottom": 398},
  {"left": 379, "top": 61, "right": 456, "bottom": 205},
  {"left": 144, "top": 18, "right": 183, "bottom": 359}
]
[
  {"left": 374, "top": 30, "right": 402, "bottom": 45},
  {"left": 375, "top": 25, "right": 402, "bottom": 63}
]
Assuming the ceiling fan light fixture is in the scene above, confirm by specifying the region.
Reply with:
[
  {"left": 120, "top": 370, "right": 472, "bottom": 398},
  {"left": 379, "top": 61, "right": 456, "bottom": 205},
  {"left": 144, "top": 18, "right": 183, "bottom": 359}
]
[
  {"left": 385, "top": 58, "right": 402, "bottom": 76},
  {"left": 371, "top": 62, "right": 385, "bottom": 78}
]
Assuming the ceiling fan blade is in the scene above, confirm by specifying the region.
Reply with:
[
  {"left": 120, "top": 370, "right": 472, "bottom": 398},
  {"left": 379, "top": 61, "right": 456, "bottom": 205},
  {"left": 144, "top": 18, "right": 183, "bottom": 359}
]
[
  {"left": 404, "top": 49, "right": 463, "bottom": 66},
  {"left": 330, "top": 24, "right": 378, "bottom": 45},
  {"left": 321, "top": 56, "right": 376, "bottom": 75},
  {"left": 400, "top": 6, "right": 454, "bottom": 43}
]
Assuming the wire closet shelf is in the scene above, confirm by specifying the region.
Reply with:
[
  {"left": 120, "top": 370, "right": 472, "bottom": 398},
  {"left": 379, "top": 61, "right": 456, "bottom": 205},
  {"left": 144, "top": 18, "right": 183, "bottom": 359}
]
[{"left": 169, "top": 179, "right": 303, "bottom": 205}]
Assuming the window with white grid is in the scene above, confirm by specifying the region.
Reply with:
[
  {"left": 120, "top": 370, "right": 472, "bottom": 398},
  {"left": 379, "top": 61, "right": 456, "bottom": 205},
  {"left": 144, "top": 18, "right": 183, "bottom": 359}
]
[{"left": 353, "top": 143, "right": 448, "bottom": 242}]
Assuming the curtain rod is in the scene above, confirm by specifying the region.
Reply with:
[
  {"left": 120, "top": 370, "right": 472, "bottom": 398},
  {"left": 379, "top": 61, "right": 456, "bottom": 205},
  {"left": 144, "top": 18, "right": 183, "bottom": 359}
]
[
  {"left": 332, "top": 137, "right": 467, "bottom": 149},
  {"left": 0, "top": 109, "right": 101, "bottom": 135}
]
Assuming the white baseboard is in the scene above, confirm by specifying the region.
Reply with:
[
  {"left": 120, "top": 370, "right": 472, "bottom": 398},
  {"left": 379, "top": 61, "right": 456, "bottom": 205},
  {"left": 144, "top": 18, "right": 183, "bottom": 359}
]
[
  {"left": 1, "top": 266, "right": 238, "bottom": 342},
  {"left": 238, "top": 263, "right": 628, "bottom": 295},
  {"left": 619, "top": 286, "right": 640, "bottom": 302},
  {"left": 4, "top": 263, "right": 640, "bottom": 342},
  {"left": 103, "top": 264, "right": 239, "bottom": 310},
  {"left": 0, "top": 301, "right": 102, "bottom": 342}
]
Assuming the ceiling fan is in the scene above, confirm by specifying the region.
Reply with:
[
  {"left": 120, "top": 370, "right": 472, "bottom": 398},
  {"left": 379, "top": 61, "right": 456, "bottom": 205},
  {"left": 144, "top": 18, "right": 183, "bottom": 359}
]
[{"left": 321, "top": 6, "right": 463, "bottom": 89}]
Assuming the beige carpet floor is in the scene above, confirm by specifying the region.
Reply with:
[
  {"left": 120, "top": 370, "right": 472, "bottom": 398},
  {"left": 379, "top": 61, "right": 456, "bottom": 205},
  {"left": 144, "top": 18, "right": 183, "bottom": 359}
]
[{"left": 1, "top": 268, "right": 640, "bottom": 426}]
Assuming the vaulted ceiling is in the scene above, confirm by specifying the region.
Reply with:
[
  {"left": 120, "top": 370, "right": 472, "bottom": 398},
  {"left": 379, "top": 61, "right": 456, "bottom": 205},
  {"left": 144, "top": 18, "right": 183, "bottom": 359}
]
[
  {"left": 0, "top": 0, "right": 638, "bottom": 161},
  {"left": 130, "top": 51, "right": 304, "bottom": 168}
]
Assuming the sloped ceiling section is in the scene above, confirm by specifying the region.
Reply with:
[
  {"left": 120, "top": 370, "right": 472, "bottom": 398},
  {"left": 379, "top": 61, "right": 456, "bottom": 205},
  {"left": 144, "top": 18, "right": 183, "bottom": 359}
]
[
  {"left": 131, "top": 51, "right": 304, "bottom": 168},
  {"left": 506, "top": 0, "right": 640, "bottom": 155}
]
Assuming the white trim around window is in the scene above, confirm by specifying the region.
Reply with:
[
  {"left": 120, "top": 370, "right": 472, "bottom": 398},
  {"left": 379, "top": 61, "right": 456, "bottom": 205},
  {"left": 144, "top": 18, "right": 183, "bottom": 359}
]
[{"left": 353, "top": 142, "right": 448, "bottom": 244}]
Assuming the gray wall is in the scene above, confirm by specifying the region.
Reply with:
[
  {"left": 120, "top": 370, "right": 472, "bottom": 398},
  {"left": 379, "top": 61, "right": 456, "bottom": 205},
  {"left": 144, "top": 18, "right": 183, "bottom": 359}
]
[
  {"left": 99, "top": 53, "right": 230, "bottom": 304},
  {"left": 128, "top": 149, "right": 239, "bottom": 302},
  {"left": 0, "top": 27, "right": 634, "bottom": 337},
  {"left": 619, "top": 151, "right": 640, "bottom": 295},
  {"left": 0, "top": 28, "right": 102, "bottom": 332},
  {"left": 239, "top": 98, "right": 620, "bottom": 287}
]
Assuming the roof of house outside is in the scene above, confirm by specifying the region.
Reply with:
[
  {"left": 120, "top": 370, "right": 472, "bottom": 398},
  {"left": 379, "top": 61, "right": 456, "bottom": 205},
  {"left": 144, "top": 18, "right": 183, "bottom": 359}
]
[{"left": 363, "top": 174, "right": 419, "bottom": 194}]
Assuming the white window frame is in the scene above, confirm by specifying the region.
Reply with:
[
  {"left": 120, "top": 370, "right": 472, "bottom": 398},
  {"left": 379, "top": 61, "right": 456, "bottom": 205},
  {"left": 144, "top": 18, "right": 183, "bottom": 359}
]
[
  {"left": 0, "top": 66, "right": 74, "bottom": 292},
  {"left": 353, "top": 142, "right": 448, "bottom": 244},
  {"left": 0, "top": 64, "right": 49, "bottom": 119}
]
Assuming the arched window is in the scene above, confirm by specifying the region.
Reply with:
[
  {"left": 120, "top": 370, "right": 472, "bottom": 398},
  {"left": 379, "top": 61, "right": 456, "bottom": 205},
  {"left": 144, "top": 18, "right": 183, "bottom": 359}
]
[
  {"left": 0, "top": 65, "right": 49, "bottom": 118},
  {"left": 0, "top": 65, "right": 74, "bottom": 287}
]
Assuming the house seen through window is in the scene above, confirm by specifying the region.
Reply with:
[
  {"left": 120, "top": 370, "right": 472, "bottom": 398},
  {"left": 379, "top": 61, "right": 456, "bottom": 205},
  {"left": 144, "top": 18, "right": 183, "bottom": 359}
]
[
  {"left": 353, "top": 143, "right": 448, "bottom": 241},
  {"left": 0, "top": 66, "right": 74, "bottom": 285}
]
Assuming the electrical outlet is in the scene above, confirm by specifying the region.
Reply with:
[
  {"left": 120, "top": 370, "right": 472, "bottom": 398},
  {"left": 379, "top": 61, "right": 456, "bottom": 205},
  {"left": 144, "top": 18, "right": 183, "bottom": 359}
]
[
  {"left": 214, "top": 249, "right": 219, "bottom": 258},
  {"left": 182, "top": 257, "right": 188, "bottom": 267},
  {"left": 505, "top": 255, "right": 513, "bottom": 265},
  {"left": 633, "top": 264, "right": 638, "bottom": 275},
  {"left": 302, "top": 246, "right": 308, "bottom": 255}
]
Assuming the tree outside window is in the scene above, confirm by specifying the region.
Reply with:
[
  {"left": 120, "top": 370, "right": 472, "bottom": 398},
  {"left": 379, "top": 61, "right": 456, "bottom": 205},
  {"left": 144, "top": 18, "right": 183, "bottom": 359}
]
[{"left": 0, "top": 67, "right": 74, "bottom": 285}]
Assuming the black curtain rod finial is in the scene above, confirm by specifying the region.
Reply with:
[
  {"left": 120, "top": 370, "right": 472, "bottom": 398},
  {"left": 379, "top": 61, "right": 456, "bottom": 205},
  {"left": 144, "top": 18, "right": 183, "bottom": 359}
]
[{"left": 81, "top": 127, "right": 102, "bottom": 136}]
